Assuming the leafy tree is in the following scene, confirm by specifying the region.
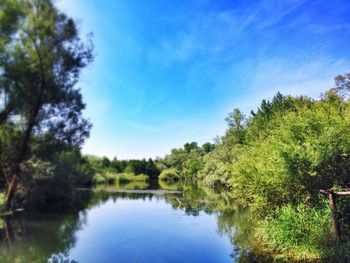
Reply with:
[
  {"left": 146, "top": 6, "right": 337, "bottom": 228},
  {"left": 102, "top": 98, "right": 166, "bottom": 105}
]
[
  {"left": 334, "top": 72, "right": 350, "bottom": 98},
  {"left": 101, "top": 157, "right": 110, "bottom": 169},
  {"left": 184, "top": 142, "right": 199, "bottom": 153},
  {"left": 145, "top": 158, "right": 160, "bottom": 179},
  {"left": 202, "top": 142, "right": 215, "bottom": 153},
  {"left": 0, "top": 0, "right": 93, "bottom": 210}
]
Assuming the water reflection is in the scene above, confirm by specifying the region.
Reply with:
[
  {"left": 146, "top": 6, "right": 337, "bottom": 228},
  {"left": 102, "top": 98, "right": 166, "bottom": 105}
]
[{"left": 0, "top": 181, "right": 269, "bottom": 262}]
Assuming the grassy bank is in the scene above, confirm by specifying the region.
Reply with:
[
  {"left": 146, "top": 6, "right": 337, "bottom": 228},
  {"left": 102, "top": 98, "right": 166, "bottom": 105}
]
[{"left": 92, "top": 172, "right": 149, "bottom": 186}]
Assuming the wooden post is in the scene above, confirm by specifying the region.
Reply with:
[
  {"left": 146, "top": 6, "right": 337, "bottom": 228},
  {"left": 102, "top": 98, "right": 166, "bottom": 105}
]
[
  {"left": 320, "top": 189, "right": 350, "bottom": 244},
  {"left": 328, "top": 191, "right": 341, "bottom": 243}
]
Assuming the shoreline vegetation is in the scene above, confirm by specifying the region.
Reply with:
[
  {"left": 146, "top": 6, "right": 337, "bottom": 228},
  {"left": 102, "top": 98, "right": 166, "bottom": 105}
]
[
  {"left": 0, "top": 1, "right": 349, "bottom": 262},
  {"left": 59, "top": 74, "right": 350, "bottom": 262}
]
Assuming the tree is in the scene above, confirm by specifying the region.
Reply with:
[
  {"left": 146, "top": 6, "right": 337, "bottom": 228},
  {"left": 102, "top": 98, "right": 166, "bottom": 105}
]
[
  {"left": 225, "top": 108, "right": 246, "bottom": 144},
  {"left": 184, "top": 142, "right": 198, "bottom": 153},
  {"left": 101, "top": 157, "right": 110, "bottom": 169},
  {"left": 334, "top": 72, "right": 350, "bottom": 98},
  {"left": 202, "top": 142, "right": 215, "bottom": 153},
  {"left": 0, "top": 0, "right": 93, "bottom": 210},
  {"left": 145, "top": 158, "right": 160, "bottom": 179}
]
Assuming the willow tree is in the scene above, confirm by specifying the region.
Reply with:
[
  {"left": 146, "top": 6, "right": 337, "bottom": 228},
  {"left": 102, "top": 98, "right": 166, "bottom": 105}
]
[{"left": 0, "top": 0, "right": 93, "bottom": 210}]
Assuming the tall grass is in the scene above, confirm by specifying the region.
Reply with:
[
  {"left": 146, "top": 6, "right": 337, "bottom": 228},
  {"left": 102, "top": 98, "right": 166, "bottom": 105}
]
[
  {"left": 92, "top": 172, "right": 149, "bottom": 186},
  {"left": 115, "top": 173, "right": 149, "bottom": 183},
  {"left": 255, "top": 201, "right": 333, "bottom": 261}
]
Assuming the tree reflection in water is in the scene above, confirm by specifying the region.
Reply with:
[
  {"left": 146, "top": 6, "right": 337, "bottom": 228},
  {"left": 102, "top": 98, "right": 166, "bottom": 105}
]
[{"left": 0, "top": 181, "right": 272, "bottom": 262}]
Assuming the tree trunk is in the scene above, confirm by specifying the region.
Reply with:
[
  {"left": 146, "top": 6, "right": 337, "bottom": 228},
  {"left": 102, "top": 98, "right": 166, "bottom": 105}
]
[
  {"left": 329, "top": 192, "right": 342, "bottom": 243},
  {"left": 3, "top": 38, "right": 46, "bottom": 211},
  {"left": 4, "top": 89, "right": 43, "bottom": 210},
  {"left": 4, "top": 176, "right": 18, "bottom": 211}
]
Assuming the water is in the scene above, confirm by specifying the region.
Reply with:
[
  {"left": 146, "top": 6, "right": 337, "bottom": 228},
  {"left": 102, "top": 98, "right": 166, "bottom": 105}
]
[{"left": 0, "top": 182, "right": 259, "bottom": 263}]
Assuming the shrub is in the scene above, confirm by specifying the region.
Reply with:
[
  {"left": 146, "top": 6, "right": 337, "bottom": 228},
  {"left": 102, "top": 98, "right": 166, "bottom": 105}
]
[
  {"left": 115, "top": 173, "right": 149, "bottom": 183},
  {"left": 92, "top": 174, "right": 106, "bottom": 185},
  {"left": 230, "top": 97, "right": 350, "bottom": 214},
  {"left": 105, "top": 173, "right": 116, "bottom": 184},
  {"left": 159, "top": 169, "right": 180, "bottom": 181}
]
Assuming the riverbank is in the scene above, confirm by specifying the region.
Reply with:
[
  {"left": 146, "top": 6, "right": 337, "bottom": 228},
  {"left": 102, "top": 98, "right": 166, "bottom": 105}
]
[{"left": 76, "top": 187, "right": 182, "bottom": 195}]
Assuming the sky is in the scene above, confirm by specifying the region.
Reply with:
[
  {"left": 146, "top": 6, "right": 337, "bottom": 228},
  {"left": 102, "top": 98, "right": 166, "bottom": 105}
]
[{"left": 56, "top": 0, "right": 350, "bottom": 159}]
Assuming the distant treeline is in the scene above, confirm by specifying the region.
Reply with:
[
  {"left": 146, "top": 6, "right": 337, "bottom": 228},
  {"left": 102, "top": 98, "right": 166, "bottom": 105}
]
[
  {"left": 84, "top": 156, "right": 161, "bottom": 179},
  {"left": 84, "top": 141, "right": 216, "bottom": 183}
]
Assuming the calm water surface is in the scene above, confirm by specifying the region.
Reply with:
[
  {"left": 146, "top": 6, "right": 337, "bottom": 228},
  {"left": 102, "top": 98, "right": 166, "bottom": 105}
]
[{"left": 0, "top": 182, "right": 260, "bottom": 263}]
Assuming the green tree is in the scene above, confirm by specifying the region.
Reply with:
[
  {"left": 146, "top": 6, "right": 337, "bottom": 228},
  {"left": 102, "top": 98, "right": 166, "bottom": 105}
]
[
  {"left": 101, "top": 157, "right": 110, "bottom": 169},
  {"left": 202, "top": 142, "right": 215, "bottom": 153},
  {"left": 0, "top": 0, "right": 93, "bottom": 210},
  {"left": 184, "top": 142, "right": 199, "bottom": 153}
]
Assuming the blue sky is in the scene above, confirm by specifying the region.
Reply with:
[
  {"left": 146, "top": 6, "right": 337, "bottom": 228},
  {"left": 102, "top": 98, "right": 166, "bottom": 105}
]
[{"left": 57, "top": 0, "right": 350, "bottom": 159}]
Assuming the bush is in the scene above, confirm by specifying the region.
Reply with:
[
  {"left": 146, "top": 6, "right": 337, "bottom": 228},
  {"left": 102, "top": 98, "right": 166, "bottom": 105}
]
[
  {"left": 92, "top": 174, "right": 106, "bottom": 185},
  {"left": 159, "top": 169, "right": 180, "bottom": 181},
  {"left": 230, "top": 96, "right": 350, "bottom": 214},
  {"left": 105, "top": 173, "right": 116, "bottom": 184},
  {"left": 115, "top": 173, "right": 149, "bottom": 183}
]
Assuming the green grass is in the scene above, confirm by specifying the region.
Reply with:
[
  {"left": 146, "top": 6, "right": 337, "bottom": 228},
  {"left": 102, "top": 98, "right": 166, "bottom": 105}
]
[
  {"left": 92, "top": 172, "right": 149, "bottom": 186},
  {"left": 255, "top": 202, "right": 334, "bottom": 261}
]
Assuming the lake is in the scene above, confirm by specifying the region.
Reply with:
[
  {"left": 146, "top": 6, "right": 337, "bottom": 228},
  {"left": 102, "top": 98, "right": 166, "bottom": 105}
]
[{"left": 0, "top": 181, "right": 264, "bottom": 263}]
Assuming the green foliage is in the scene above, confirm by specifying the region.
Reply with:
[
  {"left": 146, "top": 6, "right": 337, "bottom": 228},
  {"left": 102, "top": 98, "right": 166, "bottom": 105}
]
[
  {"left": 115, "top": 173, "right": 149, "bottom": 183},
  {"left": 0, "top": 0, "right": 93, "bottom": 210},
  {"left": 159, "top": 73, "right": 350, "bottom": 261},
  {"left": 23, "top": 147, "right": 93, "bottom": 211},
  {"left": 114, "top": 180, "right": 149, "bottom": 190},
  {"left": 92, "top": 174, "right": 106, "bottom": 185},
  {"left": 85, "top": 156, "right": 160, "bottom": 180},
  {"left": 159, "top": 169, "right": 180, "bottom": 181},
  {"left": 101, "top": 157, "right": 111, "bottom": 169},
  {"left": 91, "top": 172, "right": 149, "bottom": 186},
  {"left": 202, "top": 142, "right": 215, "bottom": 153},
  {"left": 230, "top": 91, "right": 350, "bottom": 213},
  {"left": 0, "top": 192, "right": 5, "bottom": 210},
  {"left": 161, "top": 141, "right": 213, "bottom": 179},
  {"left": 158, "top": 180, "right": 181, "bottom": 191},
  {"left": 256, "top": 202, "right": 333, "bottom": 261}
]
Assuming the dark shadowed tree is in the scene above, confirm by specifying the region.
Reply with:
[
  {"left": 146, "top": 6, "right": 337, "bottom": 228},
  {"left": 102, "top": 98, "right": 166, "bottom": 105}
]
[{"left": 0, "top": 0, "right": 93, "bottom": 210}]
